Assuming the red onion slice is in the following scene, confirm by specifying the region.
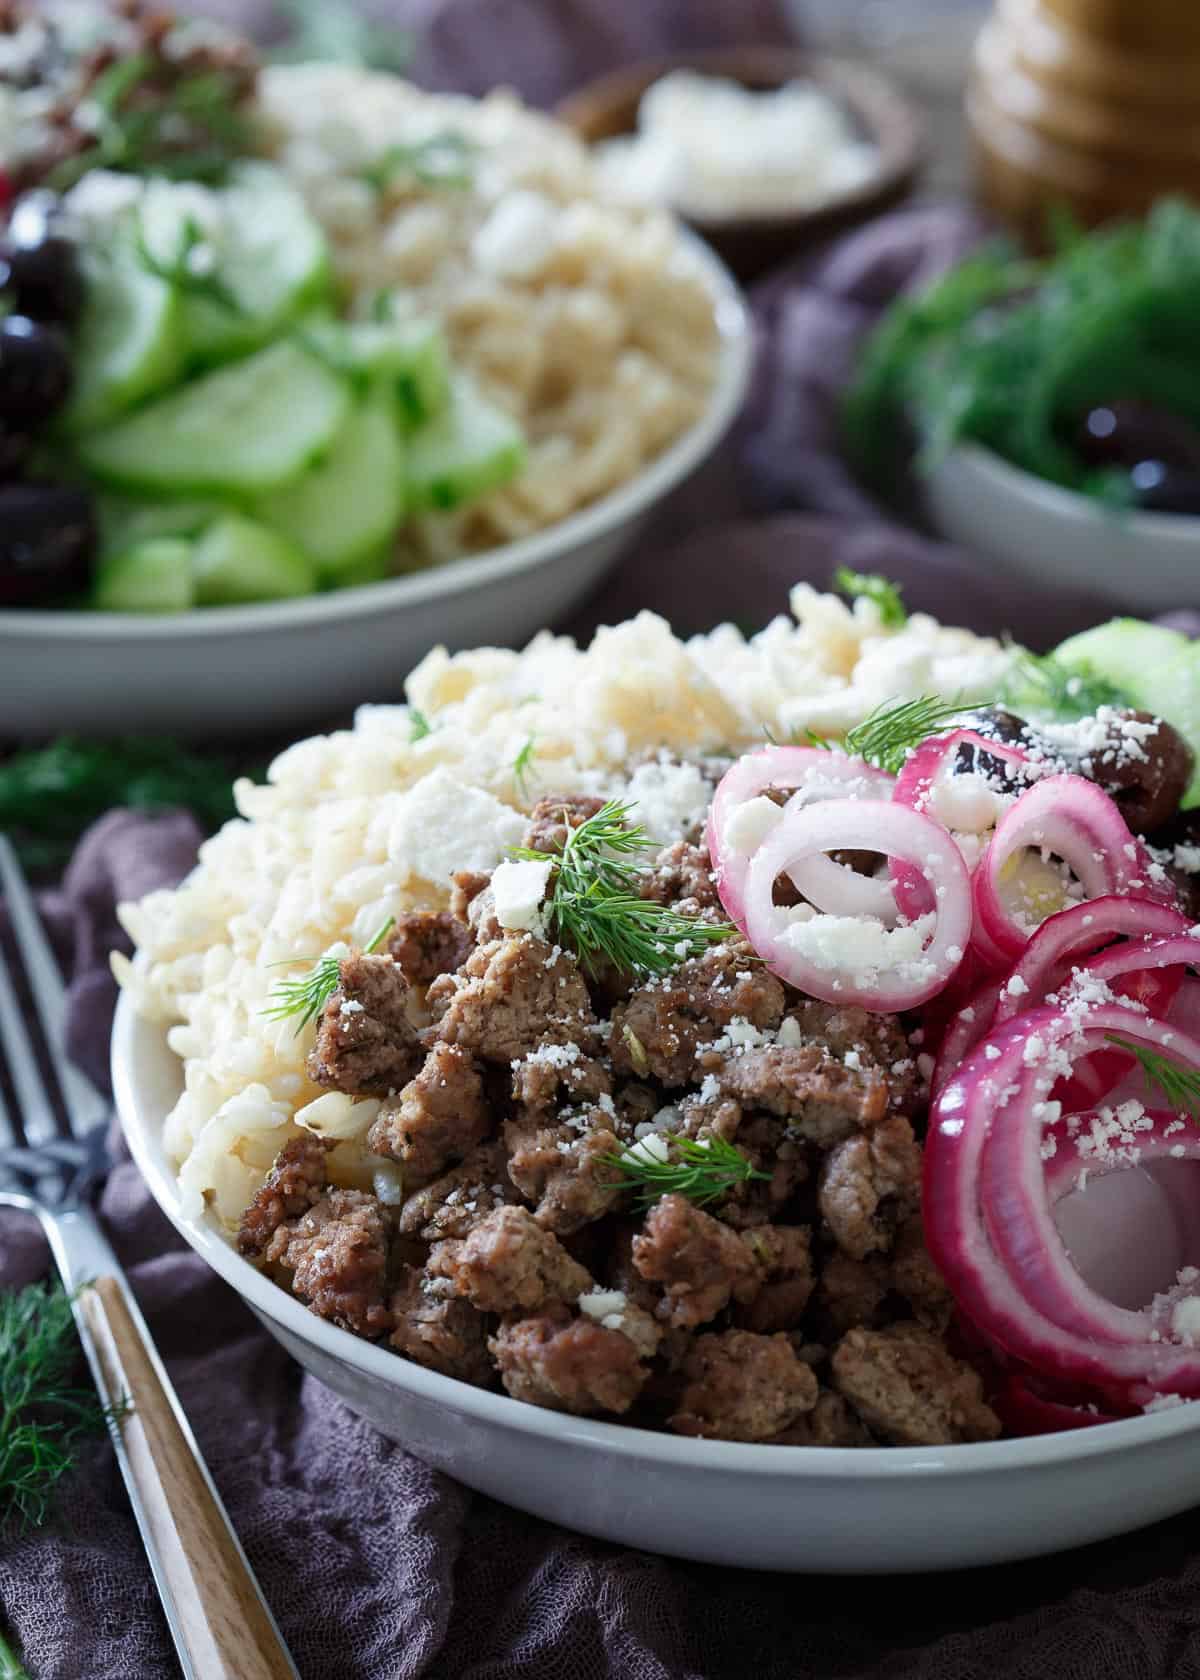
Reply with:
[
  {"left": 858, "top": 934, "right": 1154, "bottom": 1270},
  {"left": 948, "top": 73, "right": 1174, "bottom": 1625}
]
[
  {"left": 925, "top": 1003, "right": 1200, "bottom": 1402},
  {"left": 992, "top": 1371, "right": 1127, "bottom": 1435},
  {"left": 742, "top": 798, "right": 971, "bottom": 1009},
  {"left": 972, "top": 776, "right": 1176, "bottom": 965},
  {"left": 706, "top": 746, "right": 896, "bottom": 929}
]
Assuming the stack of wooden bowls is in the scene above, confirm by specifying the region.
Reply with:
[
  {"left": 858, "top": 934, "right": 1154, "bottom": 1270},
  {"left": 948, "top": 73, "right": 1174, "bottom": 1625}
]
[{"left": 970, "top": 0, "right": 1200, "bottom": 240}]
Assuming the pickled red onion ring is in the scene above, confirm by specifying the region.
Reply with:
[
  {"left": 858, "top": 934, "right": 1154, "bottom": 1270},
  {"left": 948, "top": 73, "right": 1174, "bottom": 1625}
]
[
  {"left": 739, "top": 798, "right": 971, "bottom": 1009},
  {"left": 706, "top": 746, "right": 895, "bottom": 927},
  {"left": 972, "top": 776, "right": 1177, "bottom": 965}
]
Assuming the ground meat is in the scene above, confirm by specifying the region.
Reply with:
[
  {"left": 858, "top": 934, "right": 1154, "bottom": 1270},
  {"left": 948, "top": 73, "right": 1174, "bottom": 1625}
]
[
  {"left": 368, "top": 1044, "right": 492, "bottom": 1180},
  {"left": 831, "top": 1323, "right": 1001, "bottom": 1446},
  {"left": 631, "top": 1193, "right": 760, "bottom": 1328},
  {"left": 890, "top": 1214, "right": 954, "bottom": 1333},
  {"left": 676, "top": 1092, "right": 743, "bottom": 1144},
  {"left": 427, "top": 1204, "right": 592, "bottom": 1314},
  {"left": 306, "top": 952, "right": 422, "bottom": 1097},
  {"left": 639, "top": 840, "right": 721, "bottom": 916},
  {"left": 387, "top": 911, "right": 473, "bottom": 985},
  {"left": 715, "top": 1045, "right": 889, "bottom": 1144},
  {"left": 510, "top": 1047, "right": 611, "bottom": 1121},
  {"left": 818, "top": 1116, "right": 922, "bottom": 1260},
  {"left": 429, "top": 936, "right": 598, "bottom": 1065},
  {"left": 505, "top": 1120, "right": 624, "bottom": 1234},
  {"left": 770, "top": 1388, "right": 874, "bottom": 1446},
  {"left": 522, "top": 794, "right": 607, "bottom": 855},
  {"left": 266, "top": 1189, "right": 392, "bottom": 1338},
  {"left": 237, "top": 1133, "right": 330, "bottom": 1260},
  {"left": 724, "top": 1114, "right": 810, "bottom": 1224},
  {"left": 449, "top": 870, "right": 491, "bottom": 921},
  {"left": 669, "top": 1329, "right": 819, "bottom": 1441},
  {"left": 397, "top": 1141, "right": 515, "bottom": 1241},
  {"left": 737, "top": 1225, "right": 815, "bottom": 1332},
  {"left": 786, "top": 1000, "right": 920, "bottom": 1114},
  {"left": 389, "top": 1266, "right": 493, "bottom": 1385},
  {"left": 611, "top": 941, "right": 785, "bottom": 1087},
  {"left": 816, "top": 1251, "right": 891, "bottom": 1335},
  {"left": 490, "top": 1300, "right": 649, "bottom": 1415}
]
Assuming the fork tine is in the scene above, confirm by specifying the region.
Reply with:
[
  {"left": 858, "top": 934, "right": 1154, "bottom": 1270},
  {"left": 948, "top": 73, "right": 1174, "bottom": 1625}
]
[
  {"left": 0, "top": 1054, "right": 15, "bottom": 1150},
  {"left": 0, "top": 960, "right": 56, "bottom": 1144},
  {"left": 0, "top": 834, "right": 106, "bottom": 1132}
]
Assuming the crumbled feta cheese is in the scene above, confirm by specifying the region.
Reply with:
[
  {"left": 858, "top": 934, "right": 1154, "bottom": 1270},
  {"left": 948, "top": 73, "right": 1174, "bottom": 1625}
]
[
  {"left": 776, "top": 1015, "right": 804, "bottom": 1049},
  {"left": 623, "top": 757, "right": 711, "bottom": 841},
  {"left": 579, "top": 1288, "right": 628, "bottom": 1321},
  {"left": 724, "top": 794, "right": 784, "bottom": 858},
  {"left": 385, "top": 767, "right": 526, "bottom": 884},
  {"left": 776, "top": 911, "right": 935, "bottom": 987},
  {"left": 490, "top": 857, "right": 553, "bottom": 932},
  {"left": 624, "top": 1133, "right": 670, "bottom": 1168}
]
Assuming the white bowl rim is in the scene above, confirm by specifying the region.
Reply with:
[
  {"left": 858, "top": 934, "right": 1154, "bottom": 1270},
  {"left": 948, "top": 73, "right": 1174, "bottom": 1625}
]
[
  {"left": 113, "top": 990, "right": 1200, "bottom": 1480},
  {"left": 938, "top": 442, "right": 1200, "bottom": 542},
  {"left": 1, "top": 237, "right": 752, "bottom": 641}
]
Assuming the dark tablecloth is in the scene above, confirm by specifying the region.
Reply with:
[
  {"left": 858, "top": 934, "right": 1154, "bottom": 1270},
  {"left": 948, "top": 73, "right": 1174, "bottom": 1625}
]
[{"left": 3, "top": 2, "right": 1198, "bottom": 1677}]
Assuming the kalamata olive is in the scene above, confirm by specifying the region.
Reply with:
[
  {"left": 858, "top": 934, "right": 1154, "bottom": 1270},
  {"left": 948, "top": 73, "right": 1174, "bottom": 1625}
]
[
  {"left": 0, "top": 482, "right": 96, "bottom": 606},
  {"left": 0, "top": 234, "right": 84, "bottom": 325},
  {"left": 0, "top": 316, "right": 72, "bottom": 426},
  {"left": 1074, "top": 401, "right": 1200, "bottom": 475},
  {"left": 1084, "top": 708, "right": 1193, "bottom": 835},
  {"left": 1154, "top": 610, "right": 1200, "bottom": 640},
  {"left": 1129, "top": 460, "right": 1200, "bottom": 516},
  {"left": 954, "top": 706, "right": 1031, "bottom": 745}
]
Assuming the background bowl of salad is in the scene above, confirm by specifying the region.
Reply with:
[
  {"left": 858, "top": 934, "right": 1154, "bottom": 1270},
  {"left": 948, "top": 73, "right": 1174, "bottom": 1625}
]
[
  {"left": 845, "top": 199, "right": 1200, "bottom": 614},
  {"left": 0, "top": 16, "right": 751, "bottom": 736}
]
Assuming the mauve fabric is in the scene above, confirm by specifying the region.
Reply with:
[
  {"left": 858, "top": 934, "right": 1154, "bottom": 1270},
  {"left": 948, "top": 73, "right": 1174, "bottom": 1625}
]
[{"left": 5, "top": 4, "right": 1200, "bottom": 1676}]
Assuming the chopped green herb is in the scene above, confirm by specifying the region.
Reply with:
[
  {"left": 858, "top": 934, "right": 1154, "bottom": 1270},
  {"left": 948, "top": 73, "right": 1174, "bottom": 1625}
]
[
  {"left": 263, "top": 916, "right": 396, "bottom": 1034},
  {"left": 833, "top": 566, "right": 907, "bottom": 628},
  {"left": 1106, "top": 1036, "right": 1200, "bottom": 1122},
  {"left": 0, "top": 1281, "right": 128, "bottom": 1538},
  {"left": 134, "top": 214, "right": 241, "bottom": 315},
  {"left": 512, "top": 735, "right": 537, "bottom": 801},
  {"left": 1003, "top": 649, "right": 1131, "bottom": 722},
  {"left": 512, "top": 798, "right": 736, "bottom": 977},
  {"left": 842, "top": 695, "right": 979, "bottom": 775},
  {"left": 603, "top": 1133, "right": 770, "bottom": 1209},
  {"left": 360, "top": 132, "right": 476, "bottom": 193},
  {"left": 408, "top": 708, "right": 432, "bottom": 743}
]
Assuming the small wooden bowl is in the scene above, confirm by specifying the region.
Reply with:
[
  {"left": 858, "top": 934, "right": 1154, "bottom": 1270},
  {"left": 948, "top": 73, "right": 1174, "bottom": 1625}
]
[{"left": 555, "top": 49, "right": 924, "bottom": 284}]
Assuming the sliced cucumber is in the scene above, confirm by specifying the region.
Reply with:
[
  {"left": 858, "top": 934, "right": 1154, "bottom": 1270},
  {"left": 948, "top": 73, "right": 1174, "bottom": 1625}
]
[
  {"left": 92, "top": 537, "right": 195, "bottom": 613},
  {"left": 76, "top": 342, "right": 351, "bottom": 495},
  {"left": 1053, "top": 620, "right": 1188, "bottom": 699},
  {"left": 192, "top": 515, "right": 316, "bottom": 606},
  {"left": 253, "top": 389, "right": 404, "bottom": 579},
  {"left": 300, "top": 315, "right": 451, "bottom": 427},
  {"left": 405, "top": 374, "right": 525, "bottom": 513},
  {"left": 137, "top": 166, "right": 331, "bottom": 364},
  {"left": 98, "top": 494, "right": 222, "bottom": 559},
  {"left": 59, "top": 246, "right": 183, "bottom": 435}
]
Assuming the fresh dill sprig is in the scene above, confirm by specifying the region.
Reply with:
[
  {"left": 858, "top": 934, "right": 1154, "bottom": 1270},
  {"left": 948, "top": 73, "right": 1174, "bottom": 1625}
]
[
  {"left": 360, "top": 132, "right": 476, "bottom": 192},
  {"left": 0, "top": 1281, "right": 128, "bottom": 1538},
  {"left": 512, "top": 798, "right": 736, "bottom": 977},
  {"left": 134, "top": 215, "right": 242, "bottom": 314},
  {"left": 603, "top": 1133, "right": 770, "bottom": 1209},
  {"left": 842, "top": 695, "right": 980, "bottom": 775},
  {"left": 408, "top": 708, "right": 433, "bottom": 743},
  {"left": 832, "top": 566, "right": 907, "bottom": 629},
  {"left": 512, "top": 736, "right": 537, "bottom": 801},
  {"left": 263, "top": 917, "right": 396, "bottom": 1033},
  {"left": 1106, "top": 1036, "right": 1200, "bottom": 1122},
  {"left": 1003, "top": 649, "right": 1132, "bottom": 723}
]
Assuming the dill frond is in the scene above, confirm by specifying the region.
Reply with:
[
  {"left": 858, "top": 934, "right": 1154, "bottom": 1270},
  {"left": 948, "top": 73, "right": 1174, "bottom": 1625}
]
[
  {"left": 263, "top": 916, "right": 396, "bottom": 1033},
  {"left": 842, "top": 695, "right": 980, "bottom": 775},
  {"left": 408, "top": 708, "right": 432, "bottom": 743},
  {"left": 1106, "top": 1036, "right": 1200, "bottom": 1122},
  {"left": 603, "top": 1133, "right": 769, "bottom": 1209},
  {"left": 832, "top": 566, "right": 907, "bottom": 628},
  {"left": 512, "top": 735, "right": 537, "bottom": 801},
  {"left": 1004, "top": 650, "right": 1131, "bottom": 722}
]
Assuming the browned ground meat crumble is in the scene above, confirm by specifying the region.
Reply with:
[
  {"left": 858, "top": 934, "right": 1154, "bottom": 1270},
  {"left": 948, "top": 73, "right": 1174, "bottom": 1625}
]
[{"left": 237, "top": 791, "right": 1002, "bottom": 1447}]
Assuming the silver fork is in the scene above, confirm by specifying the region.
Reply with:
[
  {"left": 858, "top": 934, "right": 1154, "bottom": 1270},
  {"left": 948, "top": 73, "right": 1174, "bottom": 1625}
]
[{"left": 0, "top": 835, "right": 299, "bottom": 1680}]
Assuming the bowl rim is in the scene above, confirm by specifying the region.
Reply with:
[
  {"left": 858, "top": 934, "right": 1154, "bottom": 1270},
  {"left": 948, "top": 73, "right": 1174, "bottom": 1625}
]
[
  {"left": 554, "top": 47, "right": 925, "bottom": 232},
  {"left": 933, "top": 441, "right": 1200, "bottom": 541},
  {"left": 1, "top": 234, "right": 752, "bottom": 641},
  {"left": 113, "top": 990, "right": 1200, "bottom": 1479}
]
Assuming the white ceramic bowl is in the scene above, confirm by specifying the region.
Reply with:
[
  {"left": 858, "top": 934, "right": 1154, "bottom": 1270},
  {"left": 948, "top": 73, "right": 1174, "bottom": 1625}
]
[
  {"left": 925, "top": 444, "right": 1200, "bottom": 613},
  {"left": 114, "top": 991, "right": 1200, "bottom": 1574},
  {"left": 0, "top": 240, "right": 751, "bottom": 740}
]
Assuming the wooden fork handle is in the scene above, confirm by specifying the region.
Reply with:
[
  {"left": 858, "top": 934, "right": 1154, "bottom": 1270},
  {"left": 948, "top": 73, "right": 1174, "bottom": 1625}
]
[{"left": 72, "top": 1267, "right": 299, "bottom": 1680}]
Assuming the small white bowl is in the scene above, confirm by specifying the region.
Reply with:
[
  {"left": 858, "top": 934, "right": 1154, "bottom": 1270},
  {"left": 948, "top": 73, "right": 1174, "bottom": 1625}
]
[
  {"left": 113, "top": 991, "right": 1200, "bottom": 1574},
  {"left": 925, "top": 444, "right": 1200, "bottom": 613},
  {"left": 0, "top": 239, "right": 750, "bottom": 740}
]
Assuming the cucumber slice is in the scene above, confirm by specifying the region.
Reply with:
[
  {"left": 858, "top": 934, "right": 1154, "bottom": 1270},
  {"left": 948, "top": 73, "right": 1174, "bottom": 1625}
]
[
  {"left": 92, "top": 538, "right": 195, "bottom": 612},
  {"left": 59, "top": 246, "right": 183, "bottom": 435},
  {"left": 1053, "top": 620, "right": 1189, "bottom": 699},
  {"left": 299, "top": 315, "right": 451, "bottom": 427},
  {"left": 253, "top": 390, "right": 404, "bottom": 578},
  {"left": 192, "top": 515, "right": 316, "bottom": 605},
  {"left": 405, "top": 374, "right": 525, "bottom": 513},
  {"left": 76, "top": 342, "right": 351, "bottom": 495},
  {"left": 138, "top": 166, "right": 331, "bottom": 364},
  {"left": 98, "top": 495, "right": 222, "bottom": 559}
]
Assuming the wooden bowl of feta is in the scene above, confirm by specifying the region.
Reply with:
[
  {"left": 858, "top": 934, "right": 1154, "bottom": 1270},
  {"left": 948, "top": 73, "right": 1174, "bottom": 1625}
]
[{"left": 557, "top": 49, "right": 924, "bottom": 282}]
